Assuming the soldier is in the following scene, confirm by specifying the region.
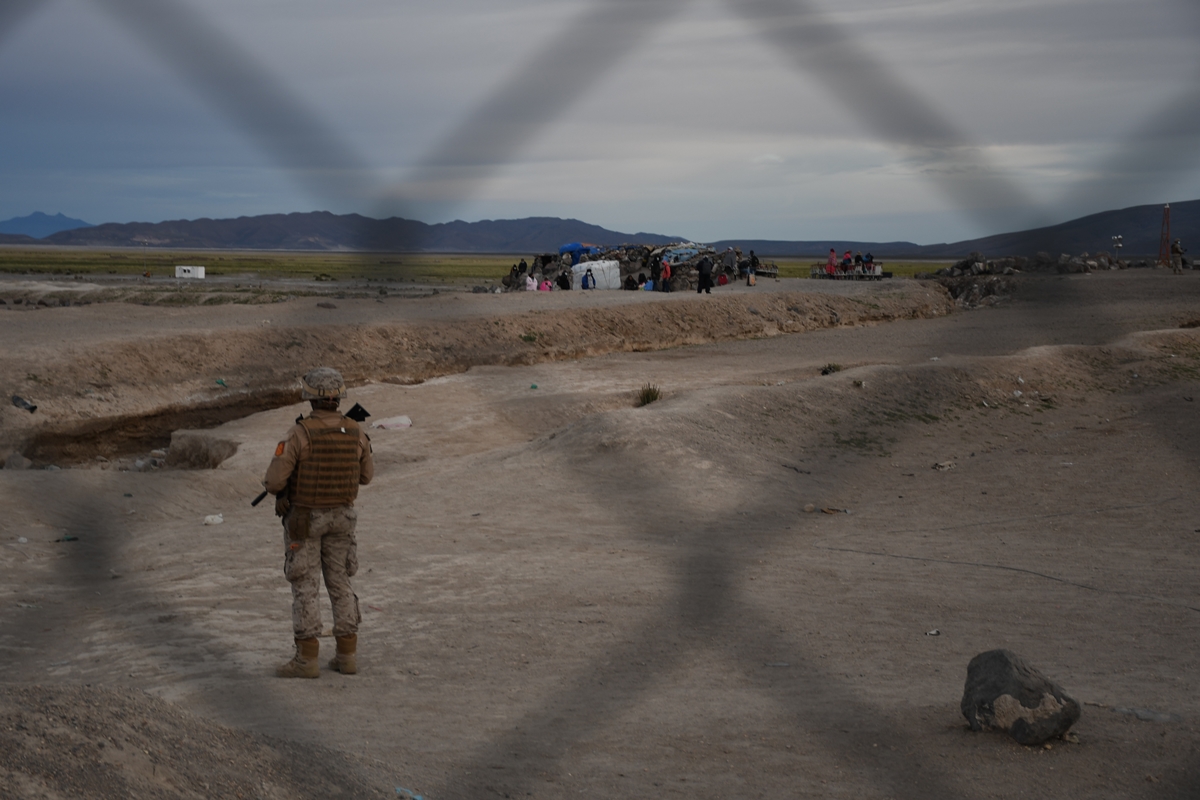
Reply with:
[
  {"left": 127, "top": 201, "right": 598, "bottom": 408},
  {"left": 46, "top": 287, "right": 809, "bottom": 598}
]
[
  {"left": 263, "top": 367, "right": 374, "bottom": 678},
  {"left": 1171, "top": 238, "right": 1186, "bottom": 275}
]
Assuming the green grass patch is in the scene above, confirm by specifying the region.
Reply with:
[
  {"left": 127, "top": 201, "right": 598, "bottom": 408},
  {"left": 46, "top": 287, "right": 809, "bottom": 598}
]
[
  {"left": 0, "top": 248, "right": 519, "bottom": 285},
  {"left": 0, "top": 247, "right": 955, "bottom": 284}
]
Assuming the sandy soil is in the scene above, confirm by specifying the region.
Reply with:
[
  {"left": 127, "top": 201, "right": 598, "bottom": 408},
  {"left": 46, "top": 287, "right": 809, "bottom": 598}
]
[
  {"left": 2, "top": 270, "right": 1200, "bottom": 799},
  {"left": 0, "top": 278, "right": 952, "bottom": 461}
]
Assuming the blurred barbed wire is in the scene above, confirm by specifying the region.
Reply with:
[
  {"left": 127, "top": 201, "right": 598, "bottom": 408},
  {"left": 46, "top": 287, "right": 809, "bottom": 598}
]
[{"left": 2, "top": 1, "right": 1200, "bottom": 797}]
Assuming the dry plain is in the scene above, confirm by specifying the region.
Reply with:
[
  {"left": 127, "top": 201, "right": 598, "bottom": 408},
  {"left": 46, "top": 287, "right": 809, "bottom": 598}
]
[{"left": 1, "top": 271, "right": 1199, "bottom": 799}]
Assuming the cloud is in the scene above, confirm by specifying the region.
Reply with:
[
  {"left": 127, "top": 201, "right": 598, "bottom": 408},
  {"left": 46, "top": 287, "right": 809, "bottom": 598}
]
[{"left": 0, "top": 0, "right": 1198, "bottom": 240}]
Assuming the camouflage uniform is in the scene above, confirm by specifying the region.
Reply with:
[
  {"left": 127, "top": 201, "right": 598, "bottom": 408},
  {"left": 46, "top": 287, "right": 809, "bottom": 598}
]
[
  {"left": 264, "top": 408, "right": 374, "bottom": 641},
  {"left": 1172, "top": 239, "right": 1185, "bottom": 275}
]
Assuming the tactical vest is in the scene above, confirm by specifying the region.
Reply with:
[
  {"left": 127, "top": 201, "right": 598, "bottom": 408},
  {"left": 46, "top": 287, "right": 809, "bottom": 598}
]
[{"left": 290, "top": 416, "right": 361, "bottom": 508}]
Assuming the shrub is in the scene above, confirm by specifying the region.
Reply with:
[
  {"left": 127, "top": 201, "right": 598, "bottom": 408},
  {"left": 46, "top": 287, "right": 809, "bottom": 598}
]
[{"left": 636, "top": 383, "right": 662, "bottom": 406}]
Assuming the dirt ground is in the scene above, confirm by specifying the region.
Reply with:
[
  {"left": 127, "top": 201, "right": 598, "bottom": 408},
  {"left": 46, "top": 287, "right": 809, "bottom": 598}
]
[
  {"left": 2, "top": 270, "right": 1200, "bottom": 799},
  {"left": 0, "top": 277, "right": 951, "bottom": 462}
]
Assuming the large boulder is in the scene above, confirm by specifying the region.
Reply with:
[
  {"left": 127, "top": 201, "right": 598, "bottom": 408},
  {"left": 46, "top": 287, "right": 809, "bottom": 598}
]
[
  {"left": 961, "top": 649, "right": 1081, "bottom": 745},
  {"left": 167, "top": 430, "right": 240, "bottom": 469},
  {"left": 3, "top": 452, "right": 32, "bottom": 470}
]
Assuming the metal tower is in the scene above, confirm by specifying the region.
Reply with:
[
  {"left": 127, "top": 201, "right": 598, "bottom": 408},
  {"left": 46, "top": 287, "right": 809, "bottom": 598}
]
[{"left": 1157, "top": 204, "right": 1171, "bottom": 266}]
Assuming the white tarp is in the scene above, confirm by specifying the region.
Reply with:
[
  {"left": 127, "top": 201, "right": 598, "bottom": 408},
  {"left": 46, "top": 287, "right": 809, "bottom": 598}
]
[{"left": 571, "top": 260, "right": 621, "bottom": 290}]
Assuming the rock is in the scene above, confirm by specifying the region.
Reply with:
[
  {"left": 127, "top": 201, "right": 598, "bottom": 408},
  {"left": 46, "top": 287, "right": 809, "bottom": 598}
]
[
  {"left": 11, "top": 395, "right": 37, "bottom": 413},
  {"left": 167, "top": 430, "right": 240, "bottom": 469},
  {"left": 4, "top": 452, "right": 33, "bottom": 470},
  {"left": 961, "top": 649, "right": 1081, "bottom": 745},
  {"left": 150, "top": 449, "right": 167, "bottom": 459}
]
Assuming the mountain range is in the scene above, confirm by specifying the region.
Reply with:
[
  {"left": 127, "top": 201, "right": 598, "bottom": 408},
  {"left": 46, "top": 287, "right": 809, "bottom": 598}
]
[
  {"left": 715, "top": 200, "right": 1198, "bottom": 259},
  {"left": 31, "top": 213, "right": 681, "bottom": 253},
  {"left": 0, "top": 211, "right": 93, "bottom": 239},
  {"left": 0, "top": 201, "right": 1194, "bottom": 258}
]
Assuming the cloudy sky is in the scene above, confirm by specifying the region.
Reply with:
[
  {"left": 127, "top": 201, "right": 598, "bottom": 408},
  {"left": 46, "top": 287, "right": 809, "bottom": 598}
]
[{"left": 1, "top": 0, "right": 1199, "bottom": 243}]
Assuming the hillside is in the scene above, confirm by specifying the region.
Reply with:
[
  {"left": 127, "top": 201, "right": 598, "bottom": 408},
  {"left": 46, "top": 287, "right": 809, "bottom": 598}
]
[
  {"left": 44, "top": 212, "right": 681, "bottom": 253},
  {"left": 0, "top": 211, "right": 92, "bottom": 238},
  {"left": 0, "top": 233, "right": 42, "bottom": 246},
  {"left": 8, "top": 200, "right": 1197, "bottom": 257},
  {"left": 715, "top": 200, "right": 1198, "bottom": 258},
  {"left": 710, "top": 238, "right": 922, "bottom": 258},
  {"left": 919, "top": 200, "right": 1198, "bottom": 258}
]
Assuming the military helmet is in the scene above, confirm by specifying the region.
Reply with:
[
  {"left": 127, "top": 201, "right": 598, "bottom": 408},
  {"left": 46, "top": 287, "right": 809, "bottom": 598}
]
[{"left": 300, "top": 367, "right": 347, "bottom": 400}]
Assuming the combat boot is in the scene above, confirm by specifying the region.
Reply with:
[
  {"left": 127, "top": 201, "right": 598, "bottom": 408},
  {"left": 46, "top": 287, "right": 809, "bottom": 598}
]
[
  {"left": 328, "top": 634, "right": 357, "bottom": 674},
  {"left": 276, "top": 637, "right": 320, "bottom": 678}
]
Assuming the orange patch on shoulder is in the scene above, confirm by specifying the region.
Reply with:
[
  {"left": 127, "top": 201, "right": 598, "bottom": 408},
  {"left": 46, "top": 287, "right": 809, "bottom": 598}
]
[{"left": 274, "top": 442, "right": 286, "bottom": 457}]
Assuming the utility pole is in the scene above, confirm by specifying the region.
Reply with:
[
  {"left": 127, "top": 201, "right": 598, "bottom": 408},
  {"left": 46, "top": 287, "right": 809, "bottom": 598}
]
[{"left": 1157, "top": 204, "right": 1171, "bottom": 267}]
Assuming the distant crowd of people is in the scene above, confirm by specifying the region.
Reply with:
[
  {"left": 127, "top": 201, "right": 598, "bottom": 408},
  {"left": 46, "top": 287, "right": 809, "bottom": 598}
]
[
  {"left": 502, "top": 247, "right": 766, "bottom": 294},
  {"left": 825, "top": 248, "right": 876, "bottom": 276}
]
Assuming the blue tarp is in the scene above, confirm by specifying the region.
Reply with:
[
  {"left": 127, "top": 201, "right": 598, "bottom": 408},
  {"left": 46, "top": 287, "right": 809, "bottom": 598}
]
[{"left": 558, "top": 242, "right": 603, "bottom": 266}]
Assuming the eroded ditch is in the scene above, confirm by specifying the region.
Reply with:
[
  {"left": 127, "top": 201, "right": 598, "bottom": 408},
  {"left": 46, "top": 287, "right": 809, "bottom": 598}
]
[
  {"left": 5, "top": 284, "right": 957, "bottom": 470},
  {"left": 22, "top": 388, "right": 301, "bottom": 467}
]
